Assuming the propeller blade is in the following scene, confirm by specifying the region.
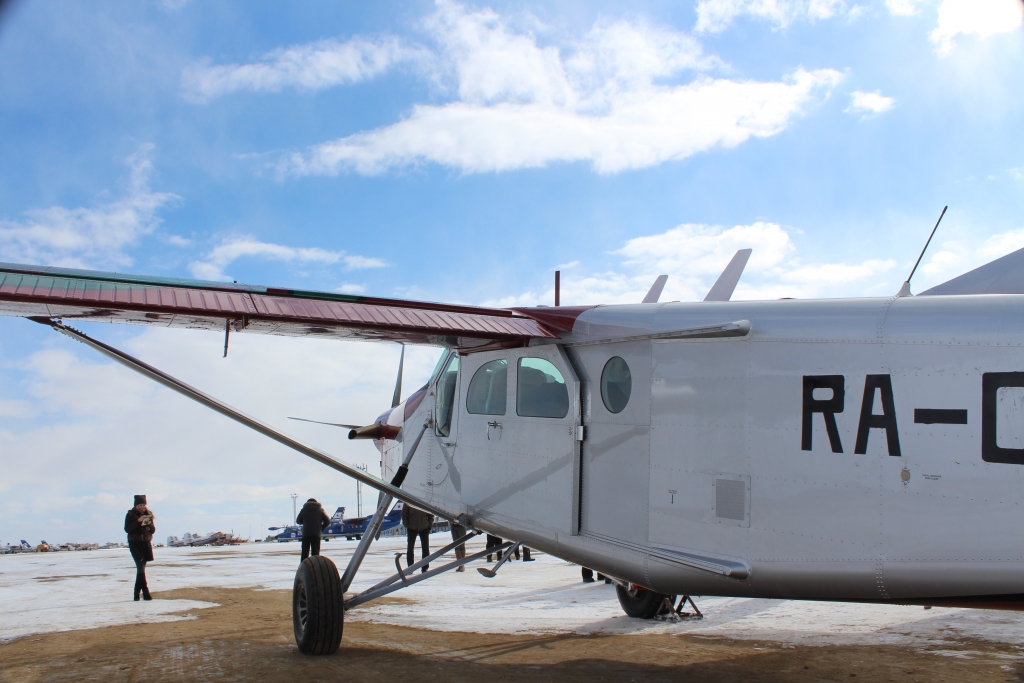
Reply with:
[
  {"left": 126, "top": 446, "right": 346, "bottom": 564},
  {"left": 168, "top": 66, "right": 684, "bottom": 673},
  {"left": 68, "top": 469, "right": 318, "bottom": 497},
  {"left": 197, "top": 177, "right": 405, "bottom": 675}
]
[
  {"left": 392, "top": 344, "right": 404, "bottom": 408},
  {"left": 287, "top": 417, "right": 363, "bottom": 430}
]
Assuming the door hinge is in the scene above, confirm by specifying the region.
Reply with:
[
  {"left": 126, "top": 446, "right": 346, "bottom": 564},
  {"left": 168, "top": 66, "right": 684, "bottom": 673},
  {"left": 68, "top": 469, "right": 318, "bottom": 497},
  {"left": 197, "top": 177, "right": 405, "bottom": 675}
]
[{"left": 575, "top": 425, "right": 585, "bottom": 441}]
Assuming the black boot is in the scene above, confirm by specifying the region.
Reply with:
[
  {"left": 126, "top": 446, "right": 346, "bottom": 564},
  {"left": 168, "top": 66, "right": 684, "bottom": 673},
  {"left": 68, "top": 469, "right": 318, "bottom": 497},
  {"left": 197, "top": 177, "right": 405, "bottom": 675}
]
[
  {"left": 142, "top": 587, "right": 152, "bottom": 601},
  {"left": 134, "top": 589, "right": 141, "bottom": 601}
]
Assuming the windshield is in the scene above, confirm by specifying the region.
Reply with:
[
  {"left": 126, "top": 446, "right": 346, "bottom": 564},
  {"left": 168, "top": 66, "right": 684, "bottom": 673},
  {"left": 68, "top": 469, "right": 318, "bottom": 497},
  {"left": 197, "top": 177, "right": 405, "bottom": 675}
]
[{"left": 434, "top": 354, "right": 459, "bottom": 437}]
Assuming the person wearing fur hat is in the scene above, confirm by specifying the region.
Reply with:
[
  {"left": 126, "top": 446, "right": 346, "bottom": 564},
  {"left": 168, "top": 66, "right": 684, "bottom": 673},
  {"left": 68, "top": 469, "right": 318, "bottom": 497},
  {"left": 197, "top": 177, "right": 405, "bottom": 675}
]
[
  {"left": 124, "top": 494, "right": 155, "bottom": 601},
  {"left": 295, "top": 497, "right": 331, "bottom": 561}
]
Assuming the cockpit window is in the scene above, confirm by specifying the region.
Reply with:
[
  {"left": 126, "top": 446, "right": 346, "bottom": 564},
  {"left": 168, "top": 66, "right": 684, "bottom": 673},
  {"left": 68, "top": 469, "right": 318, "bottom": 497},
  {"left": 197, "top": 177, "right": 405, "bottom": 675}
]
[
  {"left": 428, "top": 348, "right": 450, "bottom": 383},
  {"left": 517, "top": 358, "right": 569, "bottom": 418},
  {"left": 435, "top": 354, "right": 460, "bottom": 436},
  {"left": 467, "top": 359, "right": 507, "bottom": 415}
]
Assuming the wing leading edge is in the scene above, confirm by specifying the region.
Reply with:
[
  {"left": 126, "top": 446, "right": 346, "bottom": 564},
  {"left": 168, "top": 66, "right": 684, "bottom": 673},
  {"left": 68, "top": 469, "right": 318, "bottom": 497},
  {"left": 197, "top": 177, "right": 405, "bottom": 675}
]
[{"left": 0, "top": 262, "right": 562, "bottom": 347}]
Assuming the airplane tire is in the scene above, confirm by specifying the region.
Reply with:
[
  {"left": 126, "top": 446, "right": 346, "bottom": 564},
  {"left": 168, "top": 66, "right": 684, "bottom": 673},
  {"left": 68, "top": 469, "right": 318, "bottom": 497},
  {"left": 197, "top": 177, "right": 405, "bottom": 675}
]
[
  {"left": 293, "top": 556, "right": 344, "bottom": 655},
  {"left": 615, "top": 584, "right": 675, "bottom": 619}
]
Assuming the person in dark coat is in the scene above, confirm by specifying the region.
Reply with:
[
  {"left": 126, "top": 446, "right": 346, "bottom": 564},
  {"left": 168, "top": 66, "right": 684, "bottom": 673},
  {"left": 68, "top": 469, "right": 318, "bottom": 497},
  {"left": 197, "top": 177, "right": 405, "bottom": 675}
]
[
  {"left": 401, "top": 504, "right": 434, "bottom": 573},
  {"left": 296, "top": 498, "right": 331, "bottom": 561},
  {"left": 124, "top": 494, "right": 155, "bottom": 601}
]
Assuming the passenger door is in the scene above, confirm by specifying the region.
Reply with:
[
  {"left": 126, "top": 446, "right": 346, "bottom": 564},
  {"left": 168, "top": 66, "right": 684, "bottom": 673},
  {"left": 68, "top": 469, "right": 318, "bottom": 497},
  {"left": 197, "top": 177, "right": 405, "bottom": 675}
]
[
  {"left": 566, "top": 340, "right": 652, "bottom": 546},
  {"left": 457, "top": 345, "right": 581, "bottom": 537}
]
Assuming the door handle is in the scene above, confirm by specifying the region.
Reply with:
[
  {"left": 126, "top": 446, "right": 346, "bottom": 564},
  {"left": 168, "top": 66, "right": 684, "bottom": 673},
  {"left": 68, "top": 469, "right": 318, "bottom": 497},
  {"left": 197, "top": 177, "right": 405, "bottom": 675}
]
[{"left": 487, "top": 421, "right": 502, "bottom": 440}]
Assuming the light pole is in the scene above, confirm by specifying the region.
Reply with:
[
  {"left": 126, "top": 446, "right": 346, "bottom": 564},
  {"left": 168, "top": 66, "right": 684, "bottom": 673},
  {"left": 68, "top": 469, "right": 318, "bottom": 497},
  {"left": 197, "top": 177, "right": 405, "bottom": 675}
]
[
  {"left": 355, "top": 464, "right": 367, "bottom": 517},
  {"left": 291, "top": 493, "right": 298, "bottom": 525}
]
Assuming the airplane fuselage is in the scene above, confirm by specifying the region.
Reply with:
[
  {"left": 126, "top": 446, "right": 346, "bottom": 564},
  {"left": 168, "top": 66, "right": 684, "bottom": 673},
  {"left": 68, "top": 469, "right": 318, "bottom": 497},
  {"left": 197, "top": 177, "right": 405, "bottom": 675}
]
[{"left": 383, "top": 294, "right": 1024, "bottom": 606}]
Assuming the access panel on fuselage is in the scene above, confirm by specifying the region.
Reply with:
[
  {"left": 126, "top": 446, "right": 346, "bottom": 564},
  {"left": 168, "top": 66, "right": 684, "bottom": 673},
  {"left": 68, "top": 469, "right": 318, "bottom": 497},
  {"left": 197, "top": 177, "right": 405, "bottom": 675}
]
[
  {"left": 648, "top": 337, "right": 751, "bottom": 556},
  {"left": 649, "top": 330, "right": 889, "bottom": 579},
  {"left": 879, "top": 298, "right": 1024, "bottom": 598}
]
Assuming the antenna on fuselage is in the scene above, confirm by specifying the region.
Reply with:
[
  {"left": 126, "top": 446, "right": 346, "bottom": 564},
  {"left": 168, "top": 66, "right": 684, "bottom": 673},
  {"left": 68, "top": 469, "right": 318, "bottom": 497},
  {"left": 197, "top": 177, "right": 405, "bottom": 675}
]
[{"left": 897, "top": 206, "right": 947, "bottom": 297}]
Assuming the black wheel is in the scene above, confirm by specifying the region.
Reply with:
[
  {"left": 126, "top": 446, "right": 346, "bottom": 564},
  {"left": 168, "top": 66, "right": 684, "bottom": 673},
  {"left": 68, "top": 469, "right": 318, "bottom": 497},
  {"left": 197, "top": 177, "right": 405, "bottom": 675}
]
[
  {"left": 293, "top": 556, "right": 343, "bottom": 655},
  {"left": 615, "top": 583, "right": 676, "bottom": 619}
]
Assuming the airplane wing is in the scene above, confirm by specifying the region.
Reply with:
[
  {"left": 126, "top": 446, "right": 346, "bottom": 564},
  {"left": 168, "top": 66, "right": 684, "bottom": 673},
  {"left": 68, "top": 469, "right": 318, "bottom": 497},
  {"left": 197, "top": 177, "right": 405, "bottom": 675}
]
[{"left": 0, "top": 262, "right": 579, "bottom": 347}]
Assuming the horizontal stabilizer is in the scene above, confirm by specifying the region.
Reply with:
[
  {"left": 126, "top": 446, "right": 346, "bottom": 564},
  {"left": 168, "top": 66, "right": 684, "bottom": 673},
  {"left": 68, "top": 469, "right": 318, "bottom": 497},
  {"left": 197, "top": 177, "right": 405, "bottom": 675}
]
[
  {"left": 642, "top": 275, "right": 668, "bottom": 303},
  {"left": 919, "top": 246, "right": 1024, "bottom": 296},
  {"left": 704, "top": 249, "right": 752, "bottom": 302}
]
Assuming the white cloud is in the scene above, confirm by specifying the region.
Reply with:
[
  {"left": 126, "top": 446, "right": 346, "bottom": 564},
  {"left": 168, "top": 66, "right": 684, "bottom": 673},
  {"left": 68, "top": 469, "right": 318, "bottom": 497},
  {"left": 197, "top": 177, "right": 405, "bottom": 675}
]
[
  {"left": 0, "top": 145, "right": 178, "bottom": 269},
  {"left": 275, "top": 2, "right": 840, "bottom": 177},
  {"left": 161, "top": 234, "right": 192, "bottom": 247},
  {"left": 336, "top": 283, "right": 367, "bottom": 294},
  {"left": 0, "top": 399, "right": 35, "bottom": 418},
  {"left": 695, "top": 0, "right": 848, "bottom": 34},
  {"left": 187, "top": 236, "right": 386, "bottom": 281},
  {"left": 342, "top": 255, "right": 388, "bottom": 269},
  {"left": 913, "top": 225, "right": 1024, "bottom": 291},
  {"left": 485, "top": 220, "right": 897, "bottom": 307},
  {"left": 617, "top": 221, "right": 794, "bottom": 276},
  {"left": 181, "top": 35, "right": 419, "bottom": 102},
  {"left": 886, "top": 0, "right": 929, "bottom": 15},
  {"left": 930, "top": 0, "right": 1024, "bottom": 56},
  {"left": 845, "top": 90, "right": 895, "bottom": 115}
]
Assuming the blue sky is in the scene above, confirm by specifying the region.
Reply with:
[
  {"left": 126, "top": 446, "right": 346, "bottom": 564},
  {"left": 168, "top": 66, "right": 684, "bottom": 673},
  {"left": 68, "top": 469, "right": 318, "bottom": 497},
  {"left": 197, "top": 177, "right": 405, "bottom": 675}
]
[{"left": 0, "top": 0, "right": 1022, "bottom": 544}]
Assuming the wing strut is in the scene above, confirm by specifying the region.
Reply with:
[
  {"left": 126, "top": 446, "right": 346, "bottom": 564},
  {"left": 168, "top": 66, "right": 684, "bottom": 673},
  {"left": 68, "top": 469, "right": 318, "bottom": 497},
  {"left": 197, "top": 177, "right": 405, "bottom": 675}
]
[{"left": 33, "top": 318, "right": 454, "bottom": 522}]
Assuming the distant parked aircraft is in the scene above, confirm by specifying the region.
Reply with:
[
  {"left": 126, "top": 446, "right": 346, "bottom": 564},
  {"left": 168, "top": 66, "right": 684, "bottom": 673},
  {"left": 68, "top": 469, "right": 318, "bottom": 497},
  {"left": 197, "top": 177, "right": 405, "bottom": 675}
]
[{"left": 269, "top": 504, "right": 405, "bottom": 541}]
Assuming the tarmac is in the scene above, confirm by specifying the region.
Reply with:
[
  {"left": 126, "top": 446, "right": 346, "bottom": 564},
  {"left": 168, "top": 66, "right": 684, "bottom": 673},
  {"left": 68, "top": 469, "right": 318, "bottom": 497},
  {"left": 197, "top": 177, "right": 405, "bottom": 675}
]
[{"left": 2, "top": 535, "right": 1024, "bottom": 681}]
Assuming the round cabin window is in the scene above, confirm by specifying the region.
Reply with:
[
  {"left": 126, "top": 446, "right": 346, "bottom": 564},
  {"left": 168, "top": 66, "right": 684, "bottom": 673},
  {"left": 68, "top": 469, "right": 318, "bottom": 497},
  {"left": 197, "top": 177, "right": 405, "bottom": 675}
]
[{"left": 600, "top": 356, "right": 632, "bottom": 414}]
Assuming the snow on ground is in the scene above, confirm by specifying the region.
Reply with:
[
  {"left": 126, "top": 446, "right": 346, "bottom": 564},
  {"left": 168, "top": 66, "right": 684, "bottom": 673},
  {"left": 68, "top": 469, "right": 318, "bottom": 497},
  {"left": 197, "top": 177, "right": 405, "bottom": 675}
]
[{"left": 4, "top": 534, "right": 1024, "bottom": 648}]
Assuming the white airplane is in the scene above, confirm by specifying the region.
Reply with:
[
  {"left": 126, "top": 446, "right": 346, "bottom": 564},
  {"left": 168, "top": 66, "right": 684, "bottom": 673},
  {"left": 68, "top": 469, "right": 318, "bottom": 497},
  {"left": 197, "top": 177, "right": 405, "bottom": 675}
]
[{"left": 4, "top": 223, "right": 1024, "bottom": 655}]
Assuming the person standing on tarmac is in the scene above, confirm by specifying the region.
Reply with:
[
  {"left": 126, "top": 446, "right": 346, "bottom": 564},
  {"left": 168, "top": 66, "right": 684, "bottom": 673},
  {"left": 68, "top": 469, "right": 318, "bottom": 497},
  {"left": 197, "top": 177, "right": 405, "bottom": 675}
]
[
  {"left": 296, "top": 498, "right": 331, "bottom": 561},
  {"left": 402, "top": 504, "right": 434, "bottom": 573},
  {"left": 486, "top": 534, "right": 502, "bottom": 562},
  {"left": 124, "top": 495, "right": 155, "bottom": 601},
  {"left": 450, "top": 521, "right": 467, "bottom": 572}
]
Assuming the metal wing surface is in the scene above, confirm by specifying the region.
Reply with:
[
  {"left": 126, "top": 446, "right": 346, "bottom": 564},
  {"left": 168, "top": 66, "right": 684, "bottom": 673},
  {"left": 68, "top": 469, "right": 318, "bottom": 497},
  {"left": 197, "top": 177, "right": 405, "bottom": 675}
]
[{"left": 0, "top": 262, "right": 558, "bottom": 347}]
